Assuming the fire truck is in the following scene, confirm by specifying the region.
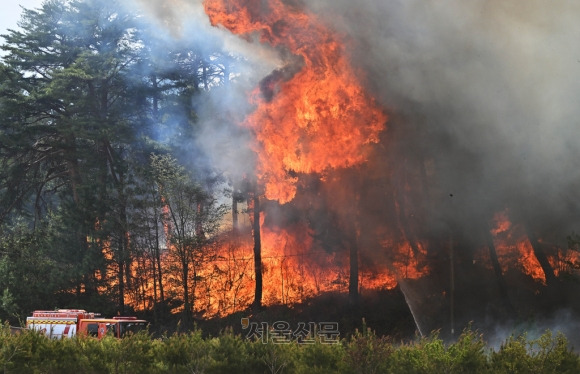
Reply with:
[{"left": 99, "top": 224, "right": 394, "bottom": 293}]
[{"left": 26, "top": 309, "right": 147, "bottom": 339}]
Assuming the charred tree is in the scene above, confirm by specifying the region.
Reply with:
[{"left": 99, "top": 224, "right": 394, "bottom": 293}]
[
  {"left": 524, "top": 225, "right": 557, "bottom": 286},
  {"left": 486, "top": 230, "right": 516, "bottom": 317}
]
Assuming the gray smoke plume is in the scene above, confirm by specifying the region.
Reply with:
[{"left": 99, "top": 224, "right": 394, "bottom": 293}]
[
  {"left": 302, "top": 0, "right": 580, "bottom": 339},
  {"left": 306, "top": 0, "right": 580, "bottom": 241}
]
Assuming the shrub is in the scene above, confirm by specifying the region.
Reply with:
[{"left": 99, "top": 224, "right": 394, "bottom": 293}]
[
  {"left": 251, "top": 340, "right": 298, "bottom": 374},
  {"left": 529, "top": 330, "right": 579, "bottom": 374},
  {"left": 342, "top": 326, "right": 393, "bottom": 374},
  {"left": 0, "top": 322, "right": 578, "bottom": 373},
  {"left": 208, "top": 328, "right": 262, "bottom": 373},
  {"left": 491, "top": 333, "right": 538, "bottom": 374},
  {"left": 446, "top": 329, "right": 489, "bottom": 373},
  {"left": 153, "top": 329, "right": 215, "bottom": 373},
  {"left": 295, "top": 340, "right": 345, "bottom": 374}
]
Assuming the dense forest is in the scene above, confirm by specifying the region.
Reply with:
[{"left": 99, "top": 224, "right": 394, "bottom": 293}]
[{"left": 0, "top": 0, "right": 247, "bottom": 325}]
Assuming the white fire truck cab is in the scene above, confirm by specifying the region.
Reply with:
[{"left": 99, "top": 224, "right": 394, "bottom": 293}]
[{"left": 26, "top": 309, "right": 147, "bottom": 339}]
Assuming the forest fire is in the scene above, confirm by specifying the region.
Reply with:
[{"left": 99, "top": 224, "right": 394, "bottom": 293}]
[
  {"left": 2, "top": 0, "right": 580, "bottom": 348},
  {"left": 70, "top": 0, "right": 579, "bottom": 336},
  {"left": 90, "top": 0, "right": 577, "bottom": 340},
  {"left": 194, "top": 0, "right": 395, "bottom": 314},
  {"left": 191, "top": 0, "right": 579, "bottom": 327},
  {"left": 204, "top": 0, "right": 386, "bottom": 203}
]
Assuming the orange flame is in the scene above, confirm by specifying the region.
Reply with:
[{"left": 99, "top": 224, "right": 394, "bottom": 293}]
[
  {"left": 204, "top": 0, "right": 386, "bottom": 203},
  {"left": 190, "top": 216, "right": 410, "bottom": 316},
  {"left": 380, "top": 236, "right": 430, "bottom": 282},
  {"left": 490, "top": 209, "right": 546, "bottom": 283}
]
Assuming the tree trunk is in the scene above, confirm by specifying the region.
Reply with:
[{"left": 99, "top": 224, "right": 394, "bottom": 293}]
[
  {"left": 232, "top": 194, "right": 239, "bottom": 234},
  {"left": 524, "top": 225, "right": 556, "bottom": 286},
  {"left": 252, "top": 192, "right": 263, "bottom": 310},
  {"left": 150, "top": 255, "right": 158, "bottom": 323},
  {"left": 348, "top": 234, "right": 359, "bottom": 306},
  {"left": 154, "top": 208, "right": 165, "bottom": 318},
  {"left": 118, "top": 251, "right": 125, "bottom": 314},
  {"left": 486, "top": 231, "right": 516, "bottom": 316},
  {"left": 181, "top": 254, "right": 191, "bottom": 326}
]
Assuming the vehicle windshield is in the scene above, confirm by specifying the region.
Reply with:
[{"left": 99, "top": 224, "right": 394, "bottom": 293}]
[
  {"left": 118, "top": 321, "right": 147, "bottom": 337},
  {"left": 86, "top": 323, "right": 115, "bottom": 337}
]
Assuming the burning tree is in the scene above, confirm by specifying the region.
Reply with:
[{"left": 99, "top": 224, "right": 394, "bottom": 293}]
[
  {"left": 151, "top": 154, "right": 228, "bottom": 324},
  {"left": 203, "top": 0, "right": 387, "bottom": 310}
]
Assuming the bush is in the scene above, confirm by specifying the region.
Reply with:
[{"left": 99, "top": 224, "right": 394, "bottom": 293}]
[
  {"left": 531, "top": 330, "right": 580, "bottom": 373},
  {"left": 491, "top": 330, "right": 580, "bottom": 374},
  {"left": 342, "top": 326, "right": 393, "bottom": 374},
  {"left": 295, "top": 340, "right": 345, "bottom": 374},
  {"left": 153, "top": 329, "right": 215, "bottom": 373},
  {"left": 389, "top": 330, "right": 488, "bottom": 374},
  {"left": 447, "top": 329, "right": 489, "bottom": 373},
  {"left": 0, "top": 322, "right": 578, "bottom": 373}
]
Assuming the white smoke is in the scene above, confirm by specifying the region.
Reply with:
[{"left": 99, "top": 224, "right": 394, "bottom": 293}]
[{"left": 125, "top": 0, "right": 283, "bottom": 180}]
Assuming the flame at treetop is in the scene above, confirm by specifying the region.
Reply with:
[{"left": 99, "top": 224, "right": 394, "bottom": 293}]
[{"left": 204, "top": 0, "right": 387, "bottom": 203}]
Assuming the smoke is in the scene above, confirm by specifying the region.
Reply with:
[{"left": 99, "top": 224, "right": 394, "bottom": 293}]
[
  {"left": 303, "top": 0, "right": 580, "bottom": 242},
  {"left": 299, "top": 0, "right": 580, "bottom": 338},
  {"left": 485, "top": 308, "right": 580, "bottom": 351},
  {"left": 126, "top": 0, "right": 284, "bottom": 181}
]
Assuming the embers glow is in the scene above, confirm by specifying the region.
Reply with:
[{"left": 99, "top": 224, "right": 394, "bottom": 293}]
[{"left": 204, "top": 0, "right": 386, "bottom": 203}]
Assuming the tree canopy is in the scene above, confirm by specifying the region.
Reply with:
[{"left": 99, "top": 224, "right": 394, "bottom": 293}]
[{"left": 0, "top": 0, "right": 237, "bottom": 322}]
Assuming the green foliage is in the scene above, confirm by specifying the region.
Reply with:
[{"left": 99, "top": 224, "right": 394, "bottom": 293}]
[
  {"left": 295, "top": 339, "right": 345, "bottom": 373},
  {"left": 152, "top": 329, "right": 216, "bottom": 373},
  {"left": 0, "top": 326, "right": 577, "bottom": 373},
  {"left": 209, "top": 329, "right": 263, "bottom": 373},
  {"left": 532, "top": 330, "right": 580, "bottom": 373},
  {"left": 98, "top": 332, "right": 157, "bottom": 374},
  {"left": 0, "top": 0, "right": 235, "bottom": 317},
  {"left": 0, "top": 221, "right": 66, "bottom": 322},
  {"left": 491, "top": 334, "right": 537, "bottom": 373},
  {"left": 342, "top": 325, "right": 392, "bottom": 374},
  {"left": 251, "top": 338, "right": 299, "bottom": 374},
  {"left": 491, "top": 330, "right": 580, "bottom": 374},
  {"left": 0, "top": 323, "right": 23, "bottom": 373},
  {"left": 446, "top": 328, "right": 489, "bottom": 373}
]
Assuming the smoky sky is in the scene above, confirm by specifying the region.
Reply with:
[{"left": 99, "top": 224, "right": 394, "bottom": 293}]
[
  {"left": 309, "top": 0, "right": 580, "bottom": 234},
  {"left": 325, "top": 1, "right": 580, "bottom": 240},
  {"left": 132, "top": 0, "right": 580, "bottom": 242}
]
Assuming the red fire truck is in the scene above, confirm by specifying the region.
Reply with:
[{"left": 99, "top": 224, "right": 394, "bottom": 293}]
[{"left": 26, "top": 309, "right": 147, "bottom": 339}]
